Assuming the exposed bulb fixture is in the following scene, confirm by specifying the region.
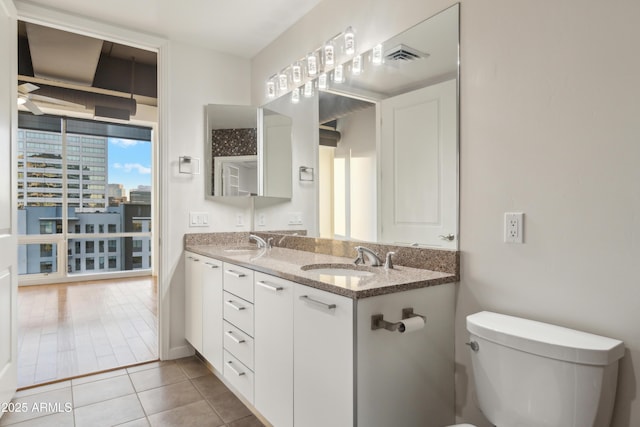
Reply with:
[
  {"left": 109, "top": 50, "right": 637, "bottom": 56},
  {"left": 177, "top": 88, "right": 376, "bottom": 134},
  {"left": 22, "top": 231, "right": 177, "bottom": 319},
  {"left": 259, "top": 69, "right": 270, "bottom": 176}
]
[
  {"left": 303, "top": 81, "right": 314, "bottom": 98},
  {"left": 17, "top": 96, "right": 27, "bottom": 105},
  {"left": 307, "top": 52, "right": 318, "bottom": 76},
  {"left": 292, "top": 62, "right": 302, "bottom": 84},
  {"left": 352, "top": 54, "right": 362, "bottom": 75},
  {"left": 266, "top": 80, "right": 276, "bottom": 98},
  {"left": 291, "top": 87, "right": 300, "bottom": 104},
  {"left": 344, "top": 26, "right": 355, "bottom": 55},
  {"left": 318, "top": 73, "right": 328, "bottom": 90},
  {"left": 333, "top": 64, "right": 344, "bottom": 83},
  {"left": 278, "top": 72, "right": 289, "bottom": 92},
  {"left": 324, "top": 41, "right": 335, "bottom": 67},
  {"left": 372, "top": 44, "right": 383, "bottom": 65}
]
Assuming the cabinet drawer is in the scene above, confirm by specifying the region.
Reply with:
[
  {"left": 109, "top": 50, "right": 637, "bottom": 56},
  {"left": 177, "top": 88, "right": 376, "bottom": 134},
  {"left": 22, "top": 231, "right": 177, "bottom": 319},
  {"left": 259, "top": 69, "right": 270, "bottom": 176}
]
[
  {"left": 223, "top": 263, "right": 254, "bottom": 302},
  {"left": 223, "top": 291, "right": 254, "bottom": 336},
  {"left": 223, "top": 320, "right": 254, "bottom": 370},
  {"left": 224, "top": 350, "right": 254, "bottom": 404}
]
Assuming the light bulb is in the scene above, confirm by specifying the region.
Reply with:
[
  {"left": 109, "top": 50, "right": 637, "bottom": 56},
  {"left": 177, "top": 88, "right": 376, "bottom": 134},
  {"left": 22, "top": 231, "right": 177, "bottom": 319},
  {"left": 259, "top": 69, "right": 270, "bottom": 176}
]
[
  {"left": 324, "top": 42, "right": 335, "bottom": 67},
  {"left": 352, "top": 55, "right": 362, "bottom": 75},
  {"left": 318, "top": 73, "right": 328, "bottom": 90},
  {"left": 291, "top": 87, "right": 300, "bottom": 104},
  {"left": 266, "top": 80, "right": 276, "bottom": 98},
  {"left": 344, "top": 26, "right": 355, "bottom": 55},
  {"left": 17, "top": 97, "right": 27, "bottom": 105},
  {"left": 303, "top": 81, "right": 314, "bottom": 98},
  {"left": 333, "top": 64, "right": 344, "bottom": 83},
  {"left": 278, "top": 73, "right": 288, "bottom": 92},
  {"left": 292, "top": 63, "right": 302, "bottom": 84},
  {"left": 372, "top": 44, "right": 383, "bottom": 65},
  {"left": 307, "top": 53, "right": 318, "bottom": 76}
]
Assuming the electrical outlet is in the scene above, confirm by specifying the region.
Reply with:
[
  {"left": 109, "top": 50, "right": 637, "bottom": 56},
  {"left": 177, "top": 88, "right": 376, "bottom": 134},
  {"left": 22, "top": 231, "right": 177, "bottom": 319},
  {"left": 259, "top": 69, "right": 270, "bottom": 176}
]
[
  {"left": 288, "top": 212, "right": 303, "bottom": 225},
  {"left": 236, "top": 214, "right": 244, "bottom": 227},
  {"left": 258, "top": 213, "right": 266, "bottom": 227},
  {"left": 504, "top": 212, "right": 524, "bottom": 243}
]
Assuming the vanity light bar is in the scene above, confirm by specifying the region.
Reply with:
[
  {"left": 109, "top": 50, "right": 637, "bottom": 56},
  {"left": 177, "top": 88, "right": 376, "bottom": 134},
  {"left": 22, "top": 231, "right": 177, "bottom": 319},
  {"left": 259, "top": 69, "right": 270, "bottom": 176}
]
[{"left": 265, "top": 26, "right": 361, "bottom": 103}]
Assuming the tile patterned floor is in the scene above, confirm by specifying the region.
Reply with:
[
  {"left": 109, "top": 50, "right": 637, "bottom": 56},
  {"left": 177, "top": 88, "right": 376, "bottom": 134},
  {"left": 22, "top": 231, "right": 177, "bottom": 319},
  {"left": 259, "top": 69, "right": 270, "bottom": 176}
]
[
  {"left": 1, "top": 357, "right": 265, "bottom": 427},
  {"left": 17, "top": 277, "right": 158, "bottom": 388}
]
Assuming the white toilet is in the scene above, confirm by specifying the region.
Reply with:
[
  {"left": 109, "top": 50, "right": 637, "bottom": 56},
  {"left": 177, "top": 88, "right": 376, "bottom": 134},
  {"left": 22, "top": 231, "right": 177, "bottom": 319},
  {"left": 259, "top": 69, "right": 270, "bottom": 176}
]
[{"left": 450, "top": 311, "right": 625, "bottom": 427}]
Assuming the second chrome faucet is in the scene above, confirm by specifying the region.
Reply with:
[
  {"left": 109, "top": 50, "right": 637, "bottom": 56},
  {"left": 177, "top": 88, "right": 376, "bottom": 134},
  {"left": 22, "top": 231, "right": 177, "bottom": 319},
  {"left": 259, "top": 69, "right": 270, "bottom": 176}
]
[{"left": 354, "top": 246, "right": 395, "bottom": 269}]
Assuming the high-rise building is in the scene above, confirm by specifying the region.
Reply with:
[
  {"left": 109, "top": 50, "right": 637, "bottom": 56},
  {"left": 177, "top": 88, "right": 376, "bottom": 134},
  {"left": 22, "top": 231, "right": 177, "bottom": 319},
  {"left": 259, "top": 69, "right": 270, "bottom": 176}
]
[{"left": 17, "top": 128, "right": 108, "bottom": 210}]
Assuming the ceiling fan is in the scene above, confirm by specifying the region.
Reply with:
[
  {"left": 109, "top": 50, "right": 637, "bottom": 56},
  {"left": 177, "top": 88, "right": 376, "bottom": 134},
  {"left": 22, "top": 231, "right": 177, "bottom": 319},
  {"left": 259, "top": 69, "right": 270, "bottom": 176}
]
[
  {"left": 17, "top": 82, "right": 43, "bottom": 115},
  {"left": 18, "top": 82, "right": 84, "bottom": 116}
]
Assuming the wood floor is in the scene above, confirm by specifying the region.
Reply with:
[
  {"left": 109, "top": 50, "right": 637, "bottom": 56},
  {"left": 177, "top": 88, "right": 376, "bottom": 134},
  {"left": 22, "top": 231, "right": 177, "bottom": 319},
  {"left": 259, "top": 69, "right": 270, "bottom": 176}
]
[{"left": 17, "top": 276, "right": 158, "bottom": 388}]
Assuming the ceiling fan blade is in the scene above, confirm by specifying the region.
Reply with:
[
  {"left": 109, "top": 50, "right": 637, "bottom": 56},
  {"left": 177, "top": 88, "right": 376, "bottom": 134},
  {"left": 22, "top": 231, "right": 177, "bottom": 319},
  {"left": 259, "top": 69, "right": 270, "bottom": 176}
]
[
  {"left": 22, "top": 98, "right": 44, "bottom": 115},
  {"left": 18, "top": 82, "right": 39, "bottom": 95}
]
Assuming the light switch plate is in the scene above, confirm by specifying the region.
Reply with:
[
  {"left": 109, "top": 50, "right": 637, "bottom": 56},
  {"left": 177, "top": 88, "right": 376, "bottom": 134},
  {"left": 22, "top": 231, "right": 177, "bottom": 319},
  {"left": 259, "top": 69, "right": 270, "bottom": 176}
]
[{"left": 189, "top": 212, "right": 209, "bottom": 227}]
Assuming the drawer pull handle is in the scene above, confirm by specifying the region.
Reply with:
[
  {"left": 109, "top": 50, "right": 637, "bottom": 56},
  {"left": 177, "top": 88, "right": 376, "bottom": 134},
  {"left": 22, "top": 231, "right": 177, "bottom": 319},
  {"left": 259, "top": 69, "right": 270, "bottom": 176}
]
[
  {"left": 225, "top": 300, "right": 246, "bottom": 311},
  {"left": 299, "top": 295, "right": 336, "bottom": 311},
  {"left": 256, "top": 280, "right": 283, "bottom": 292},
  {"left": 226, "top": 330, "right": 246, "bottom": 344},
  {"left": 226, "top": 269, "right": 246, "bottom": 278},
  {"left": 204, "top": 262, "right": 219, "bottom": 268},
  {"left": 227, "top": 361, "right": 245, "bottom": 376}
]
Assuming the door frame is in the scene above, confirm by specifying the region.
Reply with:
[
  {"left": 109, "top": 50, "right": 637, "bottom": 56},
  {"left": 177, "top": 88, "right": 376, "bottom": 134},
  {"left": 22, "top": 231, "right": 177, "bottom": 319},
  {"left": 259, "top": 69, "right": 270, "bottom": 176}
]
[{"left": 16, "top": 2, "right": 172, "bottom": 360}]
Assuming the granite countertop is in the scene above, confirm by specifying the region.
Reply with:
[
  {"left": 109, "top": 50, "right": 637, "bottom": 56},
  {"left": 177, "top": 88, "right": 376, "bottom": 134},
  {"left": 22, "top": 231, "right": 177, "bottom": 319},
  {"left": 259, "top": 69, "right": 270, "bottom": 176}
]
[{"left": 185, "top": 244, "right": 456, "bottom": 299}]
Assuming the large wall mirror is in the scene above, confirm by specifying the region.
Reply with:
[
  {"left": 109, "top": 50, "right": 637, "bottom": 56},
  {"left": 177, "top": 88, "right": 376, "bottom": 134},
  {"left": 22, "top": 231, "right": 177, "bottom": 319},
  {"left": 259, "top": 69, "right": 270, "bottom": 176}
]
[
  {"left": 316, "top": 4, "right": 459, "bottom": 249},
  {"left": 205, "top": 104, "right": 293, "bottom": 199}
]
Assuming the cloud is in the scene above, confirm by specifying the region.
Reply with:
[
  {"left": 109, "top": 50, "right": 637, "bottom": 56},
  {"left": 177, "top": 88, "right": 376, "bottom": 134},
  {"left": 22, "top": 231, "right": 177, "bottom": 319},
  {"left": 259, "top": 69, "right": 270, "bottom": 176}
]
[
  {"left": 113, "top": 162, "right": 151, "bottom": 174},
  {"left": 109, "top": 138, "right": 149, "bottom": 148}
]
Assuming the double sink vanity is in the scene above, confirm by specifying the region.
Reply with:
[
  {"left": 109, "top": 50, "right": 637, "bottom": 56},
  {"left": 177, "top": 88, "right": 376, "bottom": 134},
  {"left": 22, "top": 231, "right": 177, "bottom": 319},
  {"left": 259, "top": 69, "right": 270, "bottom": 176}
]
[
  {"left": 190, "top": 3, "right": 461, "bottom": 426},
  {"left": 184, "top": 232, "right": 458, "bottom": 427}
]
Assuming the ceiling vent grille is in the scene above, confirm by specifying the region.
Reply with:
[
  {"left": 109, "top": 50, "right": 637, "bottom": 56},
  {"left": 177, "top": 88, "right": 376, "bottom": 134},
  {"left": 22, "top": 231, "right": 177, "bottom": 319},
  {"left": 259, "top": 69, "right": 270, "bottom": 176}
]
[{"left": 384, "top": 44, "right": 429, "bottom": 61}]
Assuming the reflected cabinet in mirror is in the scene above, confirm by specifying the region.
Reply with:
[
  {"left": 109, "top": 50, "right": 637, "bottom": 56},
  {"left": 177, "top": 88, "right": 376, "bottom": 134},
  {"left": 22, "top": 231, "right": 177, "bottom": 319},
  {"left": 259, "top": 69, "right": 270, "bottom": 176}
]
[
  {"left": 205, "top": 104, "right": 293, "bottom": 199},
  {"left": 316, "top": 4, "right": 459, "bottom": 249}
]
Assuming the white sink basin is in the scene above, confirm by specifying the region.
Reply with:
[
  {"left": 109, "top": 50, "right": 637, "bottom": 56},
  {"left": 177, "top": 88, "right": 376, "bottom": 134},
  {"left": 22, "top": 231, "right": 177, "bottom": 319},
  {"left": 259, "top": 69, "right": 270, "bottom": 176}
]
[{"left": 301, "top": 263, "right": 375, "bottom": 277}]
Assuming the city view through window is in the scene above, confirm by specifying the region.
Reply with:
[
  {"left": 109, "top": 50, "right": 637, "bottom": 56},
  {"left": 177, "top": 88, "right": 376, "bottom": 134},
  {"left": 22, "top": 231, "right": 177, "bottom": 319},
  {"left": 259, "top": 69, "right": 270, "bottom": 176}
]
[{"left": 17, "top": 113, "right": 153, "bottom": 278}]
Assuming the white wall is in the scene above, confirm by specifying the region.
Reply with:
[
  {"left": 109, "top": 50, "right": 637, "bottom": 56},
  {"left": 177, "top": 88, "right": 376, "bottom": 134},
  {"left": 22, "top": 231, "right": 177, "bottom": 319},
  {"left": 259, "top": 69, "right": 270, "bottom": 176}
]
[
  {"left": 252, "top": 1, "right": 640, "bottom": 426},
  {"left": 165, "top": 40, "right": 252, "bottom": 356}
]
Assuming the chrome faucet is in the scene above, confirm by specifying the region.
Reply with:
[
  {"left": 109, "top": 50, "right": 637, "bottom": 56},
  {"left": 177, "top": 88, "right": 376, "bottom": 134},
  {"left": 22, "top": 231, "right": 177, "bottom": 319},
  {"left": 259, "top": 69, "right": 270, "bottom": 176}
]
[
  {"left": 354, "top": 246, "right": 383, "bottom": 267},
  {"left": 249, "top": 234, "right": 268, "bottom": 248},
  {"left": 384, "top": 251, "right": 395, "bottom": 269}
]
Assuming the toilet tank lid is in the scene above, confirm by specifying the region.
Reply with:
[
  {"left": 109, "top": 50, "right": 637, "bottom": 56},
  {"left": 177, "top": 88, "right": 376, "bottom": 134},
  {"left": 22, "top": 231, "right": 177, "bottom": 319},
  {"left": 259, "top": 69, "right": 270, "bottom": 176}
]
[{"left": 467, "top": 311, "right": 625, "bottom": 366}]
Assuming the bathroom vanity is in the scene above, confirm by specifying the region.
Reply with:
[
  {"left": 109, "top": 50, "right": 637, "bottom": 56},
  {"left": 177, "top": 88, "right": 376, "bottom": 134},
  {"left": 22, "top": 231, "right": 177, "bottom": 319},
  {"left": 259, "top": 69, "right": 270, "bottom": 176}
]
[{"left": 184, "top": 238, "right": 456, "bottom": 427}]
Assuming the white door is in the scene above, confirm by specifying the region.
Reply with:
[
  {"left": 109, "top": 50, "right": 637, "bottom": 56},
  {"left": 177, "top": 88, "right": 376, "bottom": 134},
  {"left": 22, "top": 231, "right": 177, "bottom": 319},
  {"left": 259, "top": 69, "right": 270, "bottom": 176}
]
[
  {"left": 380, "top": 79, "right": 457, "bottom": 248},
  {"left": 184, "top": 252, "right": 203, "bottom": 352},
  {"left": 0, "top": 0, "right": 18, "bottom": 412},
  {"left": 201, "top": 257, "right": 223, "bottom": 371}
]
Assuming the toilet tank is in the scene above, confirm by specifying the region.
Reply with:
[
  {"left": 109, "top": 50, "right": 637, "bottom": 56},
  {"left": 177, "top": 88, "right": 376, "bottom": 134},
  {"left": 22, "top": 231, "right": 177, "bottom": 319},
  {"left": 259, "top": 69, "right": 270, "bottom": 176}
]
[{"left": 467, "top": 311, "right": 625, "bottom": 427}]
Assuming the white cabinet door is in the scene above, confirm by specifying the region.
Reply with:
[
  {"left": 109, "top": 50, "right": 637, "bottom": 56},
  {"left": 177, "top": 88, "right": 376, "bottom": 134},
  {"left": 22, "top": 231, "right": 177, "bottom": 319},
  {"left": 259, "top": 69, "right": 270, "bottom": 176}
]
[
  {"left": 254, "top": 273, "right": 294, "bottom": 427},
  {"left": 184, "top": 252, "right": 203, "bottom": 352},
  {"left": 201, "top": 256, "right": 223, "bottom": 371},
  {"left": 294, "top": 285, "right": 353, "bottom": 427}
]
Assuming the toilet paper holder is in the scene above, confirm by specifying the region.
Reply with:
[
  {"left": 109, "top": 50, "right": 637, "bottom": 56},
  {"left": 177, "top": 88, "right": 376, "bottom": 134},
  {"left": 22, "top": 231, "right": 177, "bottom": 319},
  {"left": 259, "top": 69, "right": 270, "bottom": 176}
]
[{"left": 371, "top": 308, "right": 426, "bottom": 333}]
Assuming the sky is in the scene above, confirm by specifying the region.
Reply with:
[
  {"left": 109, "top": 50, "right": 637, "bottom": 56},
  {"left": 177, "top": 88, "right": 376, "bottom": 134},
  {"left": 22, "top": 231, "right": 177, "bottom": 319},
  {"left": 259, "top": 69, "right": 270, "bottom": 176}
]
[{"left": 108, "top": 138, "right": 151, "bottom": 193}]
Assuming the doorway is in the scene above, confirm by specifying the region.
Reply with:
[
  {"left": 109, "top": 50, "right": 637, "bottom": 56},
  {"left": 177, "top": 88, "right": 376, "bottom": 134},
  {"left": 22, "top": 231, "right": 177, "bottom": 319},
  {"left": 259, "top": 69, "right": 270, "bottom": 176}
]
[{"left": 15, "top": 20, "right": 160, "bottom": 387}]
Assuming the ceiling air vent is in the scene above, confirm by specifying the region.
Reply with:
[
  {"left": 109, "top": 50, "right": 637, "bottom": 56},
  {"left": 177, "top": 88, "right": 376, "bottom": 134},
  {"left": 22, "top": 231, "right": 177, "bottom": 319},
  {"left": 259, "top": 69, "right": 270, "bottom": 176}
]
[{"left": 384, "top": 44, "right": 429, "bottom": 61}]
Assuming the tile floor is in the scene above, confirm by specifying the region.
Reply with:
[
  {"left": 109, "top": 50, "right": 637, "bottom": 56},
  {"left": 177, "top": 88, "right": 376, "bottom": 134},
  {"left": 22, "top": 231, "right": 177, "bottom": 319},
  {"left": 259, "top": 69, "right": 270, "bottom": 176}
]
[
  {"left": 1, "top": 357, "right": 265, "bottom": 427},
  {"left": 18, "top": 277, "right": 158, "bottom": 388}
]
